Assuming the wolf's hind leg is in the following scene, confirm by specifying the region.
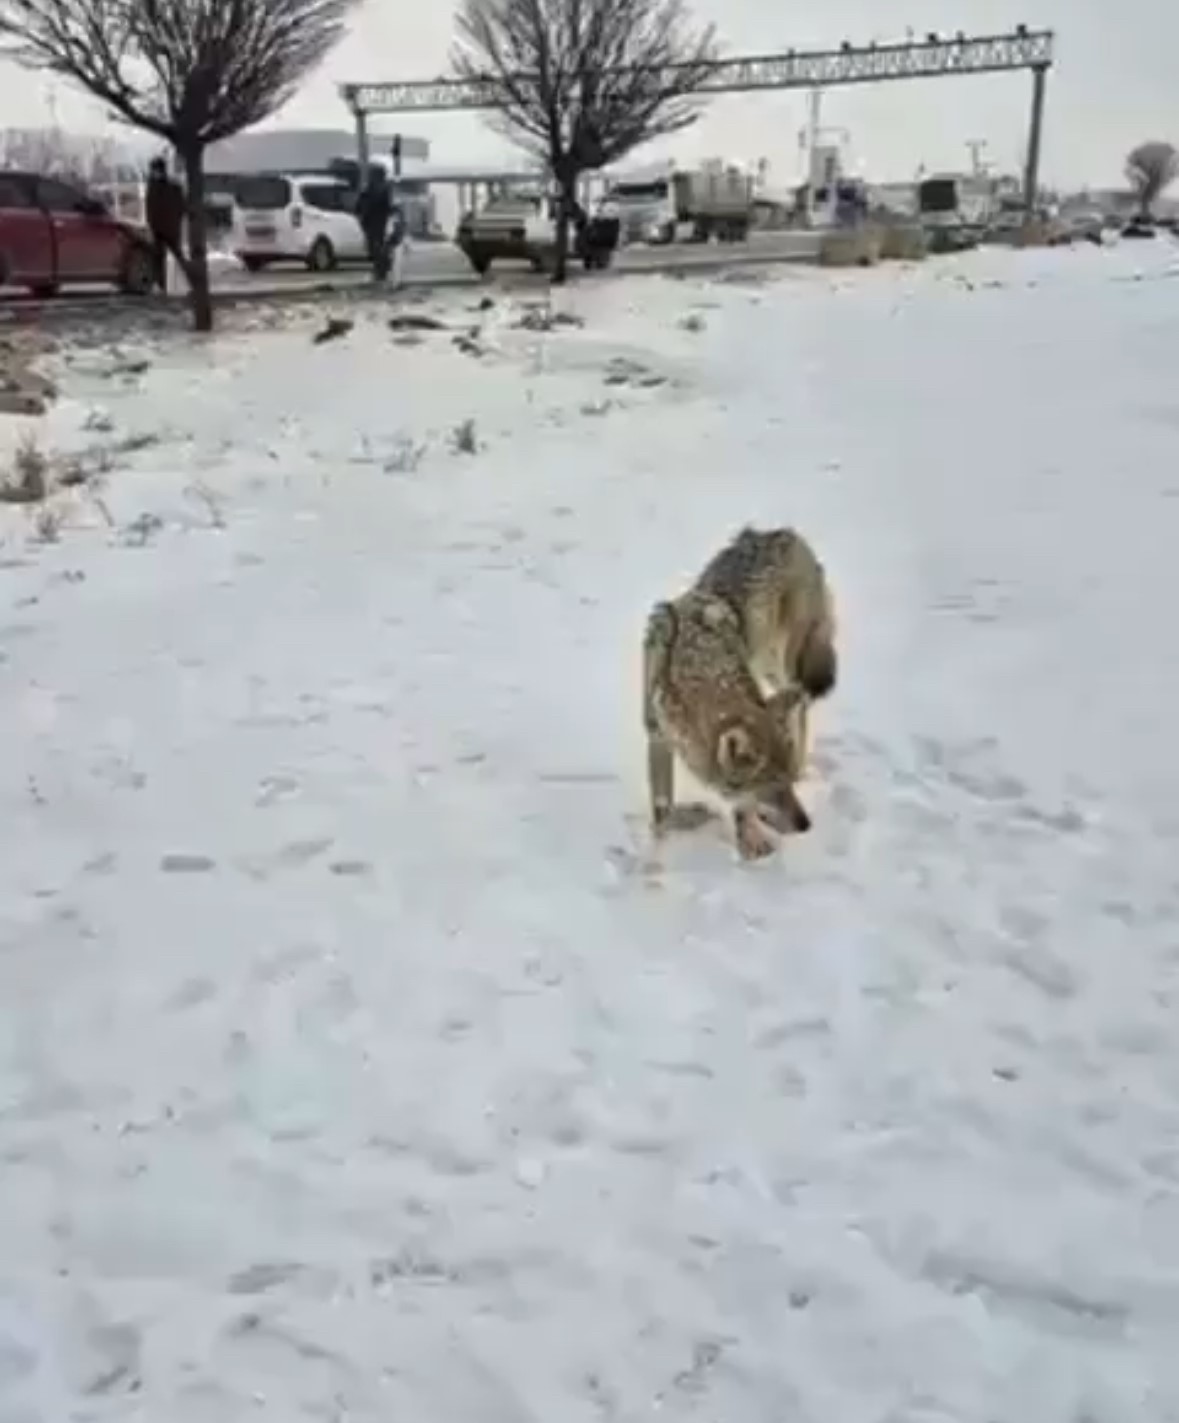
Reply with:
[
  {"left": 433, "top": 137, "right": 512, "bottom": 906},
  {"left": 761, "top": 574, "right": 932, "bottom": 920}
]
[{"left": 798, "top": 699, "right": 813, "bottom": 777}]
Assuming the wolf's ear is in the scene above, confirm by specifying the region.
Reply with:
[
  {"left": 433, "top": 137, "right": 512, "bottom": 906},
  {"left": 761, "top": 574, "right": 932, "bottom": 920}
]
[{"left": 716, "top": 724, "right": 759, "bottom": 776}]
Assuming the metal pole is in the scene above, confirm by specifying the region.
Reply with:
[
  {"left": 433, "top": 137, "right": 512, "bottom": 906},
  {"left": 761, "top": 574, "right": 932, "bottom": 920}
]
[
  {"left": 1022, "top": 63, "right": 1047, "bottom": 222},
  {"left": 354, "top": 107, "right": 369, "bottom": 170},
  {"left": 803, "top": 87, "right": 822, "bottom": 227}
]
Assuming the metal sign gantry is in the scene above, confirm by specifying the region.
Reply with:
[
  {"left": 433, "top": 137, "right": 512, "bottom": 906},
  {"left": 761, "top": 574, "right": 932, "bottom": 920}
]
[
  {"left": 341, "top": 29, "right": 1052, "bottom": 115},
  {"left": 341, "top": 26, "right": 1054, "bottom": 215}
]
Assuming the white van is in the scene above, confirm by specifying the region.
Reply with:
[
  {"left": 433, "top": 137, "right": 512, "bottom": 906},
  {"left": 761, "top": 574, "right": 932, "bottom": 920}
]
[{"left": 232, "top": 172, "right": 366, "bottom": 272}]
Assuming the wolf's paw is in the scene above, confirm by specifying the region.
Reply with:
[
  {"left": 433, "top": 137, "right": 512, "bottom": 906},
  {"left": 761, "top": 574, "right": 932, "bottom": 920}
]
[{"left": 661, "top": 802, "right": 718, "bottom": 833}]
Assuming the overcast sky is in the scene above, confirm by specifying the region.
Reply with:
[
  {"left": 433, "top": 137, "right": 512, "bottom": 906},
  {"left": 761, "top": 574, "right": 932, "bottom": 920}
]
[{"left": 0, "top": 0, "right": 1172, "bottom": 189}]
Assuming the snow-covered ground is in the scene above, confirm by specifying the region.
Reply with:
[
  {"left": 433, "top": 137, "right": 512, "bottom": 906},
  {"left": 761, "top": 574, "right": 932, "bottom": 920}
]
[{"left": 3, "top": 243, "right": 1179, "bottom": 1421}]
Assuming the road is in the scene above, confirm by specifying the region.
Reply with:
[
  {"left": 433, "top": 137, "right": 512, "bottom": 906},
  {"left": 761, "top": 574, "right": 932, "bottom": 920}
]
[
  {"left": 219, "top": 228, "right": 822, "bottom": 294},
  {"left": 0, "top": 229, "right": 823, "bottom": 317}
]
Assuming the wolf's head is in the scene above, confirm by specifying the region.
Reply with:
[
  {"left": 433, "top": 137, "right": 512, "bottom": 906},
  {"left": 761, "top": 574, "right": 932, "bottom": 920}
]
[{"left": 713, "top": 685, "right": 810, "bottom": 833}]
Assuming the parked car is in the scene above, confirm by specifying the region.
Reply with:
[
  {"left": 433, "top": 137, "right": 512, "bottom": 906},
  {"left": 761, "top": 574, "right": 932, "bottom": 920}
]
[
  {"left": 1050, "top": 208, "right": 1104, "bottom": 245},
  {"left": 232, "top": 173, "right": 366, "bottom": 272},
  {"left": 456, "top": 193, "right": 619, "bottom": 275},
  {"left": 0, "top": 170, "right": 155, "bottom": 297},
  {"left": 1122, "top": 216, "right": 1156, "bottom": 239}
]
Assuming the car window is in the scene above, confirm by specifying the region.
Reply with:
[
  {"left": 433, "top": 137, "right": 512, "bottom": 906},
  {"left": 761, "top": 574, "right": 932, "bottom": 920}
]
[
  {"left": 37, "top": 177, "right": 88, "bottom": 212},
  {"left": 301, "top": 183, "right": 351, "bottom": 214},
  {"left": 0, "top": 175, "right": 34, "bottom": 209},
  {"left": 235, "top": 175, "right": 291, "bottom": 210}
]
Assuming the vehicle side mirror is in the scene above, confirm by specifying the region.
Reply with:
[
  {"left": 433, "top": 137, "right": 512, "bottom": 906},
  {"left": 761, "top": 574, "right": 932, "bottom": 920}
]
[{"left": 77, "top": 196, "right": 108, "bottom": 217}]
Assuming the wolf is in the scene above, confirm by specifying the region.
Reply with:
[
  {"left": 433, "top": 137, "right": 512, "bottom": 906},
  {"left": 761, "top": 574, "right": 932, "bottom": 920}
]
[
  {"left": 693, "top": 525, "right": 837, "bottom": 778},
  {"left": 642, "top": 590, "right": 813, "bottom": 860},
  {"left": 641, "top": 526, "right": 837, "bottom": 860}
]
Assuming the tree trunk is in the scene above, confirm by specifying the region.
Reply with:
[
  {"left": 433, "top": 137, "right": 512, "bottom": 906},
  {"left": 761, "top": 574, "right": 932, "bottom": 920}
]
[
  {"left": 552, "top": 192, "right": 570, "bottom": 284},
  {"left": 552, "top": 169, "right": 579, "bottom": 285},
  {"left": 179, "top": 144, "right": 214, "bottom": 333}
]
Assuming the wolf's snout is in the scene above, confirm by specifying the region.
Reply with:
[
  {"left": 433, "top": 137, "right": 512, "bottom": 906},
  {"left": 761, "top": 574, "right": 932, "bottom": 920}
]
[{"left": 759, "top": 789, "right": 811, "bottom": 835}]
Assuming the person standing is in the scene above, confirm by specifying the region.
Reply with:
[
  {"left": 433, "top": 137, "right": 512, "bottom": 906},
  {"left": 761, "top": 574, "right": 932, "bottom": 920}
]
[
  {"left": 144, "top": 156, "right": 186, "bottom": 294},
  {"left": 387, "top": 198, "right": 407, "bottom": 289},
  {"left": 355, "top": 164, "right": 392, "bottom": 281}
]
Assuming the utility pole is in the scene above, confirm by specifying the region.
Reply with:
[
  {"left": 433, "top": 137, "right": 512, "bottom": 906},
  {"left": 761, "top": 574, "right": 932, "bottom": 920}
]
[
  {"left": 807, "top": 87, "right": 823, "bottom": 185},
  {"left": 1022, "top": 63, "right": 1048, "bottom": 222}
]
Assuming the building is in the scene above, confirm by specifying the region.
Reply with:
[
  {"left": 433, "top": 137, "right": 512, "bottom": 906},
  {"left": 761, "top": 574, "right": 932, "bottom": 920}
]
[{"left": 204, "top": 127, "right": 428, "bottom": 175}]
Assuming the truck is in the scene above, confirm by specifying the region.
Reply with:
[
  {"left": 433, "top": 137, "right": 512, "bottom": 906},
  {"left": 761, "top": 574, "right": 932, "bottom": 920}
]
[
  {"left": 676, "top": 164, "right": 756, "bottom": 241},
  {"left": 916, "top": 173, "right": 996, "bottom": 251},
  {"left": 455, "top": 190, "right": 620, "bottom": 275},
  {"left": 601, "top": 161, "right": 756, "bottom": 244}
]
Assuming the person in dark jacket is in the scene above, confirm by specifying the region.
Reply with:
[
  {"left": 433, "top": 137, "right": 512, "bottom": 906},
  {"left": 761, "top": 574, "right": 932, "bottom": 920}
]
[
  {"left": 355, "top": 165, "right": 393, "bottom": 280},
  {"left": 386, "top": 199, "right": 407, "bottom": 287},
  {"left": 145, "top": 156, "right": 186, "bottom": 293}
]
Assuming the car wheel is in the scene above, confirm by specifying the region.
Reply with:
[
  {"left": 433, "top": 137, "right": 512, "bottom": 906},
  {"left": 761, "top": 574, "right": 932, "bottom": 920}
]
[
  {"left": 242, "top": 256, "right": 267, "bottom": 273},
  {"left": 118, "top": 242, "right": 155, "bottom": 296},
  {"left": 307, "top": 237, "right": 336, "bottom": 272}
]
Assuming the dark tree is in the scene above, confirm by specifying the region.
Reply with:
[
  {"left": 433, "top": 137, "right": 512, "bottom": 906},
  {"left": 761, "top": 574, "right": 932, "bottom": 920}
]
[
  {"left": 1126, "top": 141, "right": 1179, "bottom": 220},
  {"left": 453, "top": 0, "right": 718, "bottom": 281},
  {"left": 0, "top": 0, "right": 358, "bottom": 329}
]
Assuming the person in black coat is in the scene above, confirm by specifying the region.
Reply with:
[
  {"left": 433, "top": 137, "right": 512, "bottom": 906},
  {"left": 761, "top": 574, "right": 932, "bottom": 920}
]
[
  {"left": 144, "top": 156, "right": 186, "bottom": 293},
  {"left": 355, "top": 165, "right": 393, "bottom": 280}
]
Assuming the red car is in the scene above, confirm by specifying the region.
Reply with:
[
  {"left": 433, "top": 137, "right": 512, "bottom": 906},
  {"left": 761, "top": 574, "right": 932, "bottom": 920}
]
[{"left": 0, "top": 170, "right": 155, "bottom": 298}]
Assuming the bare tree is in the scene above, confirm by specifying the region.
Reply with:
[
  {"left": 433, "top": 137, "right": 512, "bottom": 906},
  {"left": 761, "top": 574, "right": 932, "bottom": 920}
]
[
  {"left": 453, "top": 0, "right": 718, "bottom": 281},
  {"left": 0, "top": 125, "right": 78, "bottom": 175},
  {"left": 0, "top": 125, "right": 133, "bottom": 185},
  {"left": 1125, "top": 141, "right": 1179, "bottom": 220},
  {"left": 0, "top": 0, "right": 358, "bottom": 329}
]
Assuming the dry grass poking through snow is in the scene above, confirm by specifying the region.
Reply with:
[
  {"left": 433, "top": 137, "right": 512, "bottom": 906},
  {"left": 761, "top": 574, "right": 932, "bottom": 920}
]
[{"left": 0, "top": 433, "right": 49, "bottom": 504}]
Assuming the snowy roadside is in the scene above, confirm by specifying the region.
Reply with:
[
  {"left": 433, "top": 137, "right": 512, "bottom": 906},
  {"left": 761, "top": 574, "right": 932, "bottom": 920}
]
[{"left": 2, "top": 240, "right": 1179, "bottom": 1420}]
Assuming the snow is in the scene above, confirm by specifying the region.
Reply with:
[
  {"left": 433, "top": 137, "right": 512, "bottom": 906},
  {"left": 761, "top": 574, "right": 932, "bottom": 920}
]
[{"left": 3, "top": 241, "right": 1179, "bottom": 1420}]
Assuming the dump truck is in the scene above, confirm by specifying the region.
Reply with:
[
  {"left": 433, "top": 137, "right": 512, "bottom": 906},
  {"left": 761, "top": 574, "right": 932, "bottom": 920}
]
[
  {"left": 601, "top": 161, "right": 756, "bottom": 244},
  {"left": 674, "top": 164, "right": 756, "bottom": 241}
]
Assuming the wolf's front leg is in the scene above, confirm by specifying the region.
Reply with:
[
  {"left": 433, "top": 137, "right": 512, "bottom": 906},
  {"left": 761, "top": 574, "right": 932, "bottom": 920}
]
[
  {"left": 765, "top": 685, "right": 810, "bottom": 781},
  {"left": 646, "top": 734, "right": 715, "bottom": 835},
  {"left": 647, "top": 729, "right": 676, "bottom": 831},
  {"left": 643, "top": 601, "right": 713, "bottom": 835}
]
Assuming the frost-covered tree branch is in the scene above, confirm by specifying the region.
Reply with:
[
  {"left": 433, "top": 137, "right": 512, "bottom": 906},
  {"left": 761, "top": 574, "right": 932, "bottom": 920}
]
[
  {"left": 0, "top": 0, "right": 359, "bottom": 327},
  {"left": 452, "top": 0, "right": 718, "bottom": 280}
]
